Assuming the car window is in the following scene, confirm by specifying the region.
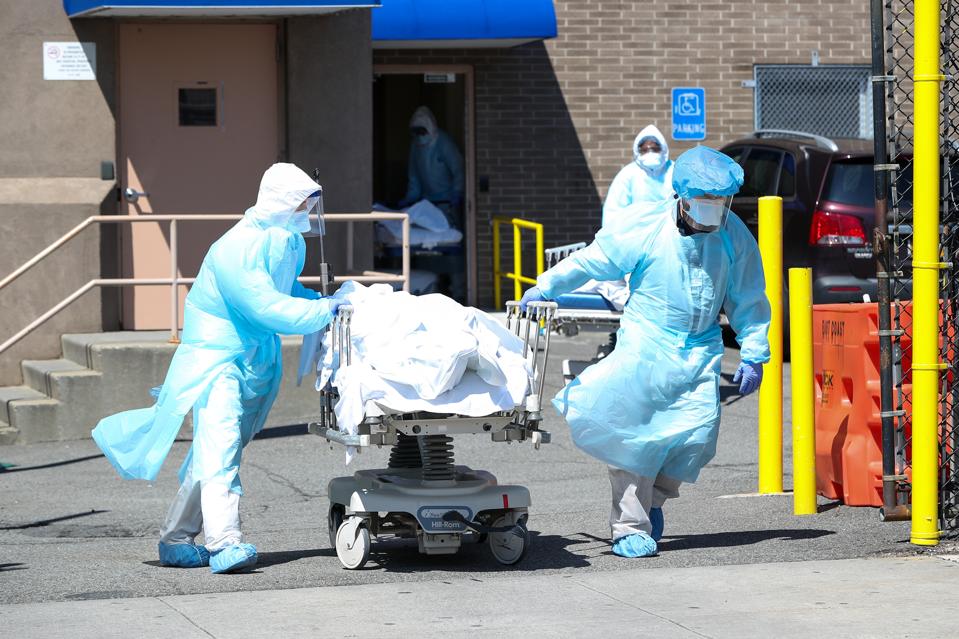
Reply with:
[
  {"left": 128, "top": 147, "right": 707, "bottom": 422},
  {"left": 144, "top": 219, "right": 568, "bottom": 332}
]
[
  {"left": 778, "top": 152, "right": 796, "bottom": 197},
  {"left": 739, "top": 148, "right": 783, "bottom": 197},
  {"left": 821, "top": 162, "right": 874, "bottom": 207},
  {"left": 723, "top": 146, "right": 746, "bottom": 164}
]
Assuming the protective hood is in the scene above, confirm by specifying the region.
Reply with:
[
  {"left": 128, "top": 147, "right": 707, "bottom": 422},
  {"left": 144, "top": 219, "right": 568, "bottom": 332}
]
[
  {"left": 409, "top": 106, "right": 439, "bottom": 145},
  {"left": 632, "top": 125, "right": 669, "bottom": 174},
  {"left": 245, "top": 163, "right": 322, "bottom": 233},
  {"left": 672, "top": 146, "right": 744, "bottom": 199}
]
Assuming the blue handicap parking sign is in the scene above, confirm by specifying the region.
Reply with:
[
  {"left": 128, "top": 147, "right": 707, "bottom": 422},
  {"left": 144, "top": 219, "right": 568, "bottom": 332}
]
[{"left": 671, "top": 87, "right": 706, "bottom": 141}]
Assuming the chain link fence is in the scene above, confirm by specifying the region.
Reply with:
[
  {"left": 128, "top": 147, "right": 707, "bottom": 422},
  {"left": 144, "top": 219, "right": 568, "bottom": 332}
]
[
  {"left": 756, "top": 65, "right": 874, "bottom": 138},
  {"left": 879, "top": 0, "right": 959, "bottom": 533}
]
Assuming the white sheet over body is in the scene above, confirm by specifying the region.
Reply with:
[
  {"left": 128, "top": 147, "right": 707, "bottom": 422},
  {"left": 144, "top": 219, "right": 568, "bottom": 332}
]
[
  {"left": 372, "top": 201, "right": 463, "bottom": 248},
  {"left": 301, "top": 283, "right": 531, "bottom": 460}
]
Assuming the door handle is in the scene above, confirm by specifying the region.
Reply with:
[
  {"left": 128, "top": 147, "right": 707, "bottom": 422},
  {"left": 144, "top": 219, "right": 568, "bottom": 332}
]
[{"left": 123, "top": 187, "right": 149, "bottom": 204}]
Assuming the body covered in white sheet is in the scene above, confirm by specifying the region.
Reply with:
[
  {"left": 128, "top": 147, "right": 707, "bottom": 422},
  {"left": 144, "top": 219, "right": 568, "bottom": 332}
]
[{"left": 301, "top": 283, "right": 533, "bottom": 448}]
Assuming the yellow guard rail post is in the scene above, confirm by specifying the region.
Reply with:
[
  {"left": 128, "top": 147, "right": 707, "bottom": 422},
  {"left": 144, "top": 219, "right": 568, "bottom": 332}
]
[
  {"left": 910, "top": 0, "right": 944, "bottom": 546},
  {"left": 759, "top": 196, "right": 784, "bottom": 494},
  {"left": 789, "top": 267, "right": 817, "bottom": 515},
  {"left": 492, "top": 217, "right": 545, "bottom": 309}
]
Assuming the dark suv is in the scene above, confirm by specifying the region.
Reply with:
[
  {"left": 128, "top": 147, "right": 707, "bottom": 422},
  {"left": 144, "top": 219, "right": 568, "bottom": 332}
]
[{"left": 720, "top": 131, "right": 911, "bottom": 311}]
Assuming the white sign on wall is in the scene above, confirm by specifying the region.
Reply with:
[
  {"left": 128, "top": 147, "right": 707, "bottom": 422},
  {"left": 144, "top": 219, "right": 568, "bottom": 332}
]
[{"left": 43, "top": 42, "right": 96, "bottom": 81}]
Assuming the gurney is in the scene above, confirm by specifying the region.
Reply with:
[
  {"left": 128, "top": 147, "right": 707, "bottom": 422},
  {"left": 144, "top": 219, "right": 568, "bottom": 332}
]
[
  {"left": 309, "top": 300, "right": 557, "bottom": 569},
  {"left": 545, "top": 242, "right": 624, "bottom": 338}
]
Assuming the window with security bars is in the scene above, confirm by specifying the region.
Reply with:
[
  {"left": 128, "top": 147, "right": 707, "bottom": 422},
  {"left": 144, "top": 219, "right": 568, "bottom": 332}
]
[{"left": 754, "top": 65, "right": 873, "bottom": 139}]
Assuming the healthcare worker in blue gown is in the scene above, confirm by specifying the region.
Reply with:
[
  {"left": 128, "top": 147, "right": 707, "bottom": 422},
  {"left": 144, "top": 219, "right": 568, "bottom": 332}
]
[
  {"left": 522, "top": 146, "right": 770, "bottom": 558},
  {"left": 397, "top": 105, "right": 465, "bottom": 224},
  {"left": 602, "top": 124, "right": 675, "bottom": 228},
  {"left": 397, "top": 105, "right": 467, "bottom": 301},
  {"left": 92, "top": 163, "right": 343, "bottom": 574}
]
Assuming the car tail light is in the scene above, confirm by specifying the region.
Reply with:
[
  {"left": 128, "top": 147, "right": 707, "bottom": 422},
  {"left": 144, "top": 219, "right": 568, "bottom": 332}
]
[{"left": 808, "top": 210, "right": 867, "bottom": 246}]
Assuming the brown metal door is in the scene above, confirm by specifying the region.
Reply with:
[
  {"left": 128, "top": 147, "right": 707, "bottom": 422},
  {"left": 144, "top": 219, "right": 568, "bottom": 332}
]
[{"left": 118, "top": 23, "right": 279, "bottom": 329}]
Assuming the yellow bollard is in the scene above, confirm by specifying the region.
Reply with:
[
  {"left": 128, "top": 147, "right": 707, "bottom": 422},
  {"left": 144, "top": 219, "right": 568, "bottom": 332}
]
[
  {"left": 789, "top": 268, "right": 817, "bottom": 515},
  {"left": 758, "top": 196, "right": 784, "bottom": 494},
  {"left": 910, "top": 0, "right": 943, "bottom": 546}
]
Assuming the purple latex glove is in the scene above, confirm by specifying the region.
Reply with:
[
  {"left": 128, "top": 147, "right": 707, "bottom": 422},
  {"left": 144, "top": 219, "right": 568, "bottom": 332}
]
[{"left": 732, "top": 361, "right": 763, "bottom": 395}]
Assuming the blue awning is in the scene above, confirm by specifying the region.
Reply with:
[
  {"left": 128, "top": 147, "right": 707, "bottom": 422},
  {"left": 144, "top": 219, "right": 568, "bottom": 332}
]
[
  {"left": 372, "top": 0, "right": 557, "bottom": 48},
  {"left": 64, "top": 0, "right": 379, "bottom": 18}
]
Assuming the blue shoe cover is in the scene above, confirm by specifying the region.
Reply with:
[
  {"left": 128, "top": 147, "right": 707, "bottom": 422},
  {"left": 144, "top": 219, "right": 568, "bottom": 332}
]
[
  {"left": 612, "top": 533, "right": 658, "bottom": 558},
  {"left": 649, "top": 507, "right": 664, "bottom": 542},
  {"left": 158, "top": 542, "right": 210, "bottom": 568},
  {"left": 209, "top": 543, "right": 258, "bottom": 574}
]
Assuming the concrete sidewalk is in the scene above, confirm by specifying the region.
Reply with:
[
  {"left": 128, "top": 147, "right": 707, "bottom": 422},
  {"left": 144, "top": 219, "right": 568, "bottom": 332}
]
[{"left": 3, "top": 555, "right": 955, "bottom": 638}]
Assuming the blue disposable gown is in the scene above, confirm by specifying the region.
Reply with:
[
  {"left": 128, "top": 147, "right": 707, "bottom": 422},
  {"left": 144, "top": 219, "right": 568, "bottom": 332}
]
[
  {"left": 404, "top": 132, "right": 465, "bottom": 207},
  {"left": 92, "top": 165, "right": 337, "bottom": 489},
  {"left": 538, "top": 200, "right": 771, "bottom": 482},
  {"left": 602, "top": 163, "right": 675, "bottom": 227}
]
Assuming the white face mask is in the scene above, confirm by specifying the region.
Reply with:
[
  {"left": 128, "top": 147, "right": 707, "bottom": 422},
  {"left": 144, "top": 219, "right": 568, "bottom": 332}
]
[
  {"left": 293, "top": 194, "right": 322, "bottom": 234},
  {"left": 684, "top": 197, "right": 727, "bottom": 231},
  {"left": 638, "top": 152, "right": 665, "bottom": 170}
]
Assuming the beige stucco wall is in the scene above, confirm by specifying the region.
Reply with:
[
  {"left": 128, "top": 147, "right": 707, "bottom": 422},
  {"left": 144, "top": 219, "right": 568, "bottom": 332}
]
[{"left": 0, "top": 2, "right": 118, "bottom": 384}]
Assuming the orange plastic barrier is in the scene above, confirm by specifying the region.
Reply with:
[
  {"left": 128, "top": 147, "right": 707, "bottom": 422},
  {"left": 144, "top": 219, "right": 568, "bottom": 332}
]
[
  {"left": 813, "top": 303, "right": 889, "bottom": 506},
  {"left": 813, "top": 302, "right": 955, "bottom": 507}
]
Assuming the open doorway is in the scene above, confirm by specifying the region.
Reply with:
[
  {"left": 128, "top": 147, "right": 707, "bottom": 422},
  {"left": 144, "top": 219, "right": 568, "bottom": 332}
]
[{"left": 372, "top": 67, "right": 474, "bottom": 305}]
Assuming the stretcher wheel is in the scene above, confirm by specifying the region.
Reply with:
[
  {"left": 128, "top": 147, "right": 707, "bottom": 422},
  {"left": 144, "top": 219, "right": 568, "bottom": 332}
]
[
  {"left": 328, "top": 504, "right": 345, "bottom": 549},
  {"left": 335, "top": 517, "right": 371, "bottom": 570},
  {"left": 488, "top": 516, "right": 529, "bottom": 566}
]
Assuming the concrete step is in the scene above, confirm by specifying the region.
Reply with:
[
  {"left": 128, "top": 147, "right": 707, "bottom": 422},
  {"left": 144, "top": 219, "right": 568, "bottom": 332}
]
[
  {"left": 61, "top": 331, "right": 172, "bottom": 369},
  {"left": 22, "top": 358, "right": 95, "bottom": 396},
  {"left": 0, "top": 385, "right": 46, "bottom": 425},
  {"left": 2, "top": 332, "right": 321, "bottom": 445}
]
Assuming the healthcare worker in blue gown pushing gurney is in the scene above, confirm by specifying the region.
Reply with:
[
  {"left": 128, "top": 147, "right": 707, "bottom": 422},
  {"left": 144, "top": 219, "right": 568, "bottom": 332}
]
[
  {"left": 602, "top": 124, "right": 675, "bottom": 228},
  {"left": 92, "top": 163, "right": 344, "bottom": 574},
  {"left": 522, "top": 146, "right": 770, "bottom": 558}
]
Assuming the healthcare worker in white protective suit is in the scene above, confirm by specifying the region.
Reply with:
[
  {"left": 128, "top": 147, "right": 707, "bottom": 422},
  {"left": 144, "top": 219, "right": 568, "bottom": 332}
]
[
  {"left": 92, "top": 163, "right": 343, "bottom": 574},
  {"left": 602, "top": 125, "right": 675, "bottom": 227},
  {"left": 522, "top": 146, "right": 770, "bottom": 558}
]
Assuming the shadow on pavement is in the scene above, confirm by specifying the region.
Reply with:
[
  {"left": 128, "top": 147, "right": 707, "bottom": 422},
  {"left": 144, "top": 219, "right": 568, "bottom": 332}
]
[
  {"left": 360, "top": 532, "right": 592, "bottom": 574},
  {"left": 0, "top": 563, "right": 27, "bottom": 572},
  {"left": 256, "top": 547, "right": 335, "bottom": 567},
  {"left": 0, "top": 453, "right": 104, "bottom": 474},
  {"left": 658, "top": 528, "right": 835, "bottom": 551},
  {"left": 254, "top": 424, "right": 310, "bottom": 440},
  {"left": 0, "top": 509, "right": 108, "bottom": 531}
]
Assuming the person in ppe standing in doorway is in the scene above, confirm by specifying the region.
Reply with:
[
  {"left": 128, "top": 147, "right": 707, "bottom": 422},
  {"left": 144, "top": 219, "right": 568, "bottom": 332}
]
[
  {"left": 92, "top": 163, "right": 344, "bottom": 574},
  {"left": 398, "top": 105, "right": 465, "bottom": 229},
  {"left": 521, "top": 146, "right": 769, "bottom": 558},
  {"left": 602, "top": 124, "right": 675, "bottom": 228},
  {"left": 398, "top": 105, "right": 467, "bottom": 301}
]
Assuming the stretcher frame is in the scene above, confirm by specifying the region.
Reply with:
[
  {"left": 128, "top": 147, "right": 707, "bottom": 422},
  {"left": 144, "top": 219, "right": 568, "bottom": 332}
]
[
  {"left": 545, "top": 242, "right": 623, "bottom": 337},
  {"left": 309, "top": 301, "right": 558, "bottom": 569}
]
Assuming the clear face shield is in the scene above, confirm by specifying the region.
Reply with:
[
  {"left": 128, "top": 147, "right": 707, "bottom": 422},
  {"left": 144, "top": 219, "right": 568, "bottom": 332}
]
[
  {"left": 679, "top": 194, "right": 731, "bottom": 233},
  {"left": 299, "top": 189, "right": 325, "bottom": 237}
]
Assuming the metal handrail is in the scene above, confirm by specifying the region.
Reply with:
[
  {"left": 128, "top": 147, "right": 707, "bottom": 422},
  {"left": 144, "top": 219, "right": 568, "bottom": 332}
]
[
  {"left": 0, "top": 212, "right": 409, "bottom": 356},
  {"left": 492, "top": 217, "right": 545, "bottom": 309}
]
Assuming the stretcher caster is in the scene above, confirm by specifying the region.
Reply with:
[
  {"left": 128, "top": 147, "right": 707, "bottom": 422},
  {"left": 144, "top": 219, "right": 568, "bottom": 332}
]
[
  {"left": 335, "top": 516, "right": 371, "bottom": 570},
  {"left": 487, "top": 515, "right": 529, "bottom": 565},
  {"left": 328, "top": 504, "right": 345, "bottom": 549}
]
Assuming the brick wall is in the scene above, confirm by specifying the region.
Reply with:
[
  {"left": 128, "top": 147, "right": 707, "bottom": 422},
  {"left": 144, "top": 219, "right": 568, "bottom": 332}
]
[{"left": 374, "top": 0, "right": 871, "bottom": 306}]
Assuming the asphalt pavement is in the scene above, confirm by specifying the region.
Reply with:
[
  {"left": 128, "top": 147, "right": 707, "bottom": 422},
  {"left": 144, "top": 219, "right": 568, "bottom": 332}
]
[{"left": 1, "top": 327, "right": 942, "bottom": 636}]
